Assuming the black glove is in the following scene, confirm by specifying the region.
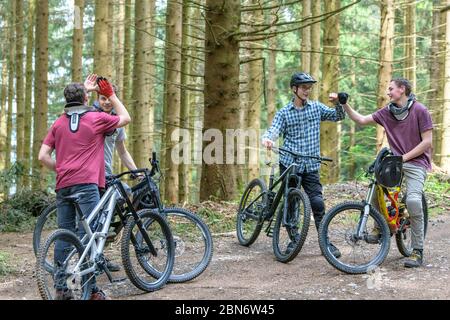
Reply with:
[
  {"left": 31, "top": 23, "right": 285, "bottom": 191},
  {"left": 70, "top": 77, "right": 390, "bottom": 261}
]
[{"left": 338, "top": 92, "right": 349, "bottom": 104}]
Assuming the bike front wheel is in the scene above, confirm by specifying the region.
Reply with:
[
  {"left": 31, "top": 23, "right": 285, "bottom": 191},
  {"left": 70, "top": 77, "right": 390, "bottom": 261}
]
[
  {"left": 272, "top": 188, "right": 311, "bottom": 263},
  {"left": 318, "top": 201, "right": 391, "bottom": 274},
  {"left": 121, "top": 209, "right": 174, "bottom": 292},
  {"left": 236, "top": 178, "right": 267, "bottom": 246}
]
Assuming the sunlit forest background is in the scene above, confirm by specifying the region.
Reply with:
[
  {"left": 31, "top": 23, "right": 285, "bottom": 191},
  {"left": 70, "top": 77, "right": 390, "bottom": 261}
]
[{"left": 0, "top": 0, "right": 449, "bottom": 216}]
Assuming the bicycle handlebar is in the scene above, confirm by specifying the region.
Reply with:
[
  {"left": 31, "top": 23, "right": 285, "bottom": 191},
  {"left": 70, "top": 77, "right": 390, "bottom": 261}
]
[{"left": 271, "top": 146, "right": 333, "bottom": 162}]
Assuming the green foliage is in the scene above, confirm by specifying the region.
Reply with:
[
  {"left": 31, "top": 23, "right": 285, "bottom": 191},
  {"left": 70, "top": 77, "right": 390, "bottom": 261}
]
[
  {"left": 424, "top": 174, "right": 450, "bottom": 217},
  {"left": 0, "top": 190, "right": 55, "bottom": 232},
  {"left": 0, "top": 252, "right": 14, "bottom": 276},
  {"left": 197, "top": 207, "right": 235, "bottom": 234}
]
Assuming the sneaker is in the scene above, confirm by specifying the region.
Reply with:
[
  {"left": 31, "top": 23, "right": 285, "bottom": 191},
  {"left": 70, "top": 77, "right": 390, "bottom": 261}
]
[
  {"left": 55, "top": 289, "right": 73, "bottom": 300},
  {"left": 365, "top": 228, "right": 381, "bottom": 244},
  {"left": 404, "top": 249, "right": 423, "bottom": 268},
  {"left": 329, "top": 243, "right": 341, "bottom": 259},
  {"left": 105, "top": 258, "right": 121, "bottom": 272},
  {"left": 90, "top": 290, "right": 111, "bottom": 300}
]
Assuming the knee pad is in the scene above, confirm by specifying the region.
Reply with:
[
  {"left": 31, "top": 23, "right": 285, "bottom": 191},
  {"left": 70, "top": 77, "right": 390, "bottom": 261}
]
[
  {"left": 406, "top": 195, "right": 423, "bottom": 217},
  {"left": 309, "top": 195, "right": 325, "bottom": 214}
]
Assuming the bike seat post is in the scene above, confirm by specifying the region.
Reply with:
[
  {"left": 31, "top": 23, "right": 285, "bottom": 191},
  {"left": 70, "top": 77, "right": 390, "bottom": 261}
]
[{"left": 269, "top": 165, "right": 275, "bottom": 189}]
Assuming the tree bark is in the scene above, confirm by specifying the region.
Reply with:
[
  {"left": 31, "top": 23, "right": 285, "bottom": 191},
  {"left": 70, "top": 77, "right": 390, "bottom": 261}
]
[
  {"left": 430, "top": 0, "right": 446, "bottom": 165},
  {"left": 5, "top": 0, "right": 16, "bottom": 195},
  {"left": 310, "top": 0, "right": 321, "bottom": 100},
  {"left": 405, "top": 0, "right": 416, "bottom": 91},
  {"left": 320, "top": 0, "right": 341, "bottom": 184},
  {"left": 15, "top": 0, "right": 25, "bottom": 186},
  {"left": 200, "top": 0, "right": 240, "bottom": 201},
  {"left": 163, "top": 0, "right": 183, "bottom": 204},
  {"left": 246, "top": 0, "right": 263, "bottom": 181},
  {"left": 24, "top": 0, "right": 35, "bottom": 189},
  {"left": 376, "top": 0, "right": 395, "bottom": 152},
  {"left": 131, "top": 0, "right": 155, "bottom": 168},
  {"left": 266, "top": 10, "right": 277, "bottom": 124},
  {"left": 179, "top": 0, "right": 191, "bottom": 203},
  {"left": 122, "top": 0, "right": 133, "bottom": 158},
  {"left": 301, "top": 0, "right": 311, "bottom": 73},
  {"left": 72, "top": 0, "right": 84, "bottom": 82},
  {"left": 32, "top": 0, "right": 48, "bottom": 191},
  {"left": 441, "top": 0, "right": 450, "bottom": 171},
  {"left": 94, "top": 0, "right": 111, "bottom": 78}
]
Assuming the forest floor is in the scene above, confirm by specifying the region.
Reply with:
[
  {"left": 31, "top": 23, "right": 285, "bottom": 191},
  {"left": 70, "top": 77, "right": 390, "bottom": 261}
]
[{"left": 0, "top": 182, "right": 449, "bottom": 300}]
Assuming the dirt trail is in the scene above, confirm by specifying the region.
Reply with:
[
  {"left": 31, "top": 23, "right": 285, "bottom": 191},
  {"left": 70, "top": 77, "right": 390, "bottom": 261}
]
[{"left": 1, "top": 211, "right": 449, "bottom": 300}]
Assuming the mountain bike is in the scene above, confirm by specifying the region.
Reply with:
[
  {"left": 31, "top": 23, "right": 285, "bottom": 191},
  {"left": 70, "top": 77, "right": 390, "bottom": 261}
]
[
  {"left": 36, "top": 168, "right": 175, "bottom": 300},
  {"left": 33, "top": 153, "right": 213, "bottom": 283},
  {"left": 236, "top": 146, "right": 332, "bottom": 263},
  {"left": 318, "top": 149, "right": 428, "bottom": 274}
]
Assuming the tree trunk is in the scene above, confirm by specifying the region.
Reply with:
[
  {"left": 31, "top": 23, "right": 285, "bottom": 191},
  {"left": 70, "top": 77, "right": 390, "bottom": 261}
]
[
  {"left": 163, "top": 0, "right": 183, "bottom": 204},
  {"left": 376, "top": 0, "right": 395, "bottom": 152},
  {"left": 301, "top": 0, "right": 311, "bottom": 73},
  {"left": 320, "top": 0, "right": 341, "bottom": 184},
  {"left": 179, "top": 0, "right": 190, "bottom": 203},
  {"left": 23, "top": 0, "right": 35, "bottom": 189},
  {"left": 32, "top": 0, "right": 48, "bottom": 191},
  {"left": 94, "top": 0, "right": 111, "bottom": 78},
  {"left": 5, "top": 0, "right": 16, "bottom": 194},
  {"left": 15, "top": 0, "right": 25, "bottom": 188},
  {"left": 0, "top": 60, "right": 8, "bottom": 174},
  {"left": 189, "top": 1, "right": 204, "bottom": 204},
  {"left": 266, "top": 16, "right": 277, "bottom": 124},
  {"left": 246, "top": 0, "right": 263, "bottom": 181},
  {"left": 430, "top": 0, "right": 446, "bottom": 165},
  {"left": 71, "top": 0, "right": 84, "bottom": 82},
  {"left": 405, "top": 0, "right": 416, "bottom": 91},
  {"left": 122, "top": 0, "right": 133, "bottom": 157},
  {"left": 441, "top": 0, "right": 450, "bottom": 171},
  {"left": 200, "top": 0, "right": 240, "bottom": 201},
  {"left": 310, "top": 0, "right": 321, "bottom": 100},
  {"left": 132, "top": 0, "right": 155, "bottom": 168}
]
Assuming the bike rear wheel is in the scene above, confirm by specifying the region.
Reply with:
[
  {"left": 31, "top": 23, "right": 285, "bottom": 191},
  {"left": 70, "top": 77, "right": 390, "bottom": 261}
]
[
  {"left": 396, "top": 194, "right": 428, "bottom": 257},
  {"left": 272, "top": 188, "right": 311, "bottom": 263},
  {"left": 236, "top": 178, "right": 267, "bottom": 246},
  {"left": 140, "top": 208, "right": 213, "bottom": 283},
  {"left": 318, "top": 201, "right": 391, "bottom": 274},
  {"left": 121, "top": 209, "right": 174, "bottom": 292},
  {"left": 36, "top": 229, "right": 93, "bottom": 300},
  {"left": 33, "top": 201, "right": 58, "bottom": 259}
]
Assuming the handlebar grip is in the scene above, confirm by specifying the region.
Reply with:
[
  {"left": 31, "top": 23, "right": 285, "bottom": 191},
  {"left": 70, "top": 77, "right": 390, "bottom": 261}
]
[{"left": 321, "top": 157, "right": 333, "bottom": 162}]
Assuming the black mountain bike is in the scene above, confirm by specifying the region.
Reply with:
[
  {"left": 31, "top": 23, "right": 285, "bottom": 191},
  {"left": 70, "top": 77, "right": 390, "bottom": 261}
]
[
  {"left": 236, "top": 146, "right": 332, "bottom": 263},
  {"left": 33, "top": 152, "right": 213, "bottom": 283}
]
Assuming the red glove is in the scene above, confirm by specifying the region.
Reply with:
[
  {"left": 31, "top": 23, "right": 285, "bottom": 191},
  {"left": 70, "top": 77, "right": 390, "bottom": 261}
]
[{"left": 97, "top": 79, "right": 114, "bottom": 98}]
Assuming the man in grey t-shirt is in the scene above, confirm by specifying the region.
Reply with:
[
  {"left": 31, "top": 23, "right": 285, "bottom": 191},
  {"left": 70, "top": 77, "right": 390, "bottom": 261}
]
[
  {"left": 95, "top": 85, "right": 138, "bottom": 177},
  {"left": 334, "top": 78, "right": 433, "bottom": 268}
]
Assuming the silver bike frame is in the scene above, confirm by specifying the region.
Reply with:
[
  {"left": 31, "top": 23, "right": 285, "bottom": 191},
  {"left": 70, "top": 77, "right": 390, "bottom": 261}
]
[{"left": 70, "top": 184, "right": 123, "bottom": 278}]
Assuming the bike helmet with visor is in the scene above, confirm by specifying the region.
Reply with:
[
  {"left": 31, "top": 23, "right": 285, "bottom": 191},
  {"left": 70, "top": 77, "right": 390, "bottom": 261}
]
[
  {"left": 373, "top": 148, "right": 403, "bottom": 188},
  {"left": 290, "top": 72, "right": 317, "bottom": 87}
]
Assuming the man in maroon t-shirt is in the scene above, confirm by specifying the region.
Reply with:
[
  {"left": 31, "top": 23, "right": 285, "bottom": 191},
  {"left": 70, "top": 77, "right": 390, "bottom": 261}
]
[
  {"left": 331, "top": 78, "right": 433, "bottom": 268},
  {"left": 38, "top": 75, "right": 130, "bottom": 299}
]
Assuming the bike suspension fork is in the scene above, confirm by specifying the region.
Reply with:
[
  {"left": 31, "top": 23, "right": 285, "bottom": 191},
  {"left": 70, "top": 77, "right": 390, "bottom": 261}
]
[{"left": 357, "top": 182, "right": 377, "bottom": 238}]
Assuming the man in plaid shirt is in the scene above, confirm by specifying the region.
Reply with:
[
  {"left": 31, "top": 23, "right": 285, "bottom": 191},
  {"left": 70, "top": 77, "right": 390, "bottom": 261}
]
[{"left": 262, "top": 72, "right": 345, "bottom": 258}]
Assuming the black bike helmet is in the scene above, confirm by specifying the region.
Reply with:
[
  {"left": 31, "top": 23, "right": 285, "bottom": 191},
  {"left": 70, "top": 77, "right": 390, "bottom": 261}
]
[
  {"left": 373, "top": 148, "right": 403, "bottom": 188},
  {"left": 290, "top": 72, "right": 317, "bottom": 87}
]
